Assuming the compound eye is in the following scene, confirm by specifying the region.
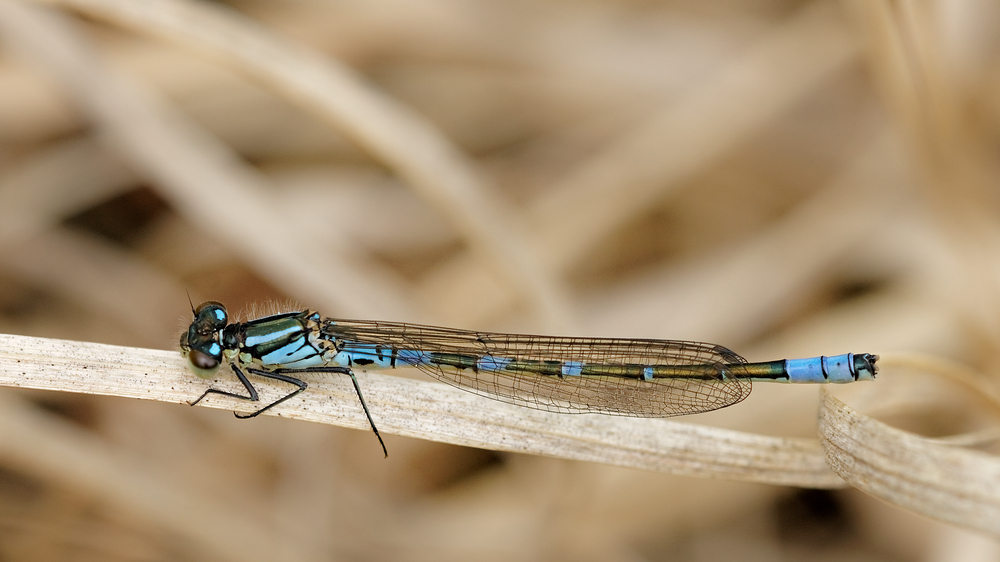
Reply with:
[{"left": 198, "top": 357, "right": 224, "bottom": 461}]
[
  {"left": 194, "top": 301, "right": 228, "bottom": 329},
  {"left": 186, "top": 347, "right": 223, "bottom": 380},
  {"left": 189, "top": 349, "right": 220, "bottom": 370}
]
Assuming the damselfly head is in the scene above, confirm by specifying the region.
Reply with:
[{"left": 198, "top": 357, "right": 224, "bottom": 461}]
[{"left": 180, "top": 301, "right": 230, "bottom": 379}]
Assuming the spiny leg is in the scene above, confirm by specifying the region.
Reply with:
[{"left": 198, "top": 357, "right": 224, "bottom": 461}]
[
  {"left": 190, "top": 364, "right": 387, "bottom": 457},
  {"left": 189, "top": 363, "right": 260, "bottom": 406},
  {"left": 241, "top": 367, "right": 308, "bottom": 418},
  {"left": 189, "top": 363, "right": 307, "bottom": 420},
  {"left": 273, "top": 366, "right": 387, "bottom": 457}
]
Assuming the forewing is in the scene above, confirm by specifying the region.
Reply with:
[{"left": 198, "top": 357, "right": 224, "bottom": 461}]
[{"left": 321, "top": 319, "right": 752, "bottom": 417}]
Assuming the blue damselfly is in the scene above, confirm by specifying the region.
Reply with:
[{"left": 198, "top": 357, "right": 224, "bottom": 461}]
[{"left": 180, "top": 301, "right": 878, "bottom": 456}]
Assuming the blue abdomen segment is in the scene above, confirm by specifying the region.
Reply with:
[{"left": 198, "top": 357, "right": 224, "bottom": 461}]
[
  {"left": 336, "top": 343, "right": 396, "bottom": 368},
  {"left": 782, "top": 353, "right": 877, "bottom": 383}
]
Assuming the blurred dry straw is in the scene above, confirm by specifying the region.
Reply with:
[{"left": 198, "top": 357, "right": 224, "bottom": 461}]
[{"left": 0, "top": 0, "right": 999, "bottom": 560}]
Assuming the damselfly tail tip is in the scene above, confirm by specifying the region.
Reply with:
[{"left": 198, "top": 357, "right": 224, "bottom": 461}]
[{"left": 855, "top": 353, "right": 879, "bottom": 380}]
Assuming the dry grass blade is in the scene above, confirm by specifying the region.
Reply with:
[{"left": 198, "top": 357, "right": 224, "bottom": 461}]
[
  {"left": 0, "top": 332, "right": 845, "bottom": 487},
  {"left": 820, "top": 390, "right": 1000, "bottom": 537}
]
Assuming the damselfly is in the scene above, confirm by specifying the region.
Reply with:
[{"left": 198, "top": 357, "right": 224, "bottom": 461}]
[{"left": 180, "top": 301, "right": 878, "bottom": 456}]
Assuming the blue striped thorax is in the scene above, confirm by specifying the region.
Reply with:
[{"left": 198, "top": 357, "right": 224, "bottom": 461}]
[{"left": 229, "top": 311, "right": 331, "bottom": 370}]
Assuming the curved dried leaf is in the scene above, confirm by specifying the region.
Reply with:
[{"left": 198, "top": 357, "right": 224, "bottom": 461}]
[{"left": 820, "top": 390, "right": 1000, "bottom": 536}]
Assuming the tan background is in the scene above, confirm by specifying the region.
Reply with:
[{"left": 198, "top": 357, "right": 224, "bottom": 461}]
[{"left": 0, "top": 0, "right": 998, "bottom": 559}]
